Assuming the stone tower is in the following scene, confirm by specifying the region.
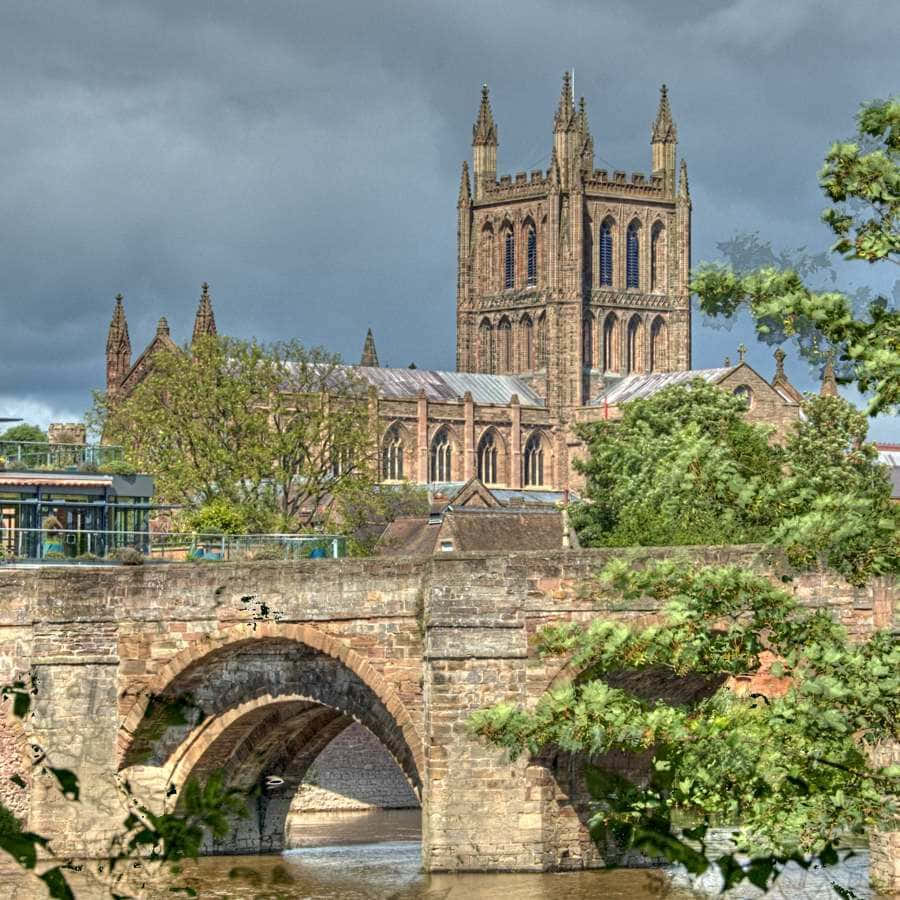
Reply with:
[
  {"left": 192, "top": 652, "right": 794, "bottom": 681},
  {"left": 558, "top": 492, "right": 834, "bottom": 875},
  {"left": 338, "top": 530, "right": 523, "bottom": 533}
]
[
  {"left": 456, "top": 76, "right": 692, "bottom": 418},
  {"left": 106, "top": 294, "right": 131, "bottom": 394}
]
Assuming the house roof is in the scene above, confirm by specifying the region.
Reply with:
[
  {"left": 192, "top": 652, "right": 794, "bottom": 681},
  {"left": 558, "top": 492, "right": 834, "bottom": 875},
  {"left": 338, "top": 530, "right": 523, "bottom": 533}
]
[
  {"left": 0, "top": 472, "right": 113, "bottom": 489},
  {"left": 375, "top": 508, "right": 565, "bottom": 557},
  {"left": 353, "top": 366, "right": 545, "bottom": 407}
]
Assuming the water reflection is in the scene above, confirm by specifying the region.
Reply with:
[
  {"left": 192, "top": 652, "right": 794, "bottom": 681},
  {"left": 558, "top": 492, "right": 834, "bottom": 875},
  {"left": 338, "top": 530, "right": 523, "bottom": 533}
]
[{"left": 0, "top": 809, "right": 871, "bottom": 898}]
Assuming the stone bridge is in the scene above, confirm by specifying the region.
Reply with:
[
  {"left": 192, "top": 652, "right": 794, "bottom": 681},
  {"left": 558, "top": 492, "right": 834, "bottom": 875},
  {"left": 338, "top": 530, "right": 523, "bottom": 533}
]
[{"left": 0, "top": 548, "right": 895, "bottom": 882}]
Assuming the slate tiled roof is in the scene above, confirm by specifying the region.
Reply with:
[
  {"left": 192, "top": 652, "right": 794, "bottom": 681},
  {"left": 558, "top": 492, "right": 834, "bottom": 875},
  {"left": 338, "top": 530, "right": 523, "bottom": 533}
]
[
  {"left": 353, "top": 366, "right": 545, "bottom": 407},
  {"left": 591, "top": 368, "right": 734, "bottom": 405}
]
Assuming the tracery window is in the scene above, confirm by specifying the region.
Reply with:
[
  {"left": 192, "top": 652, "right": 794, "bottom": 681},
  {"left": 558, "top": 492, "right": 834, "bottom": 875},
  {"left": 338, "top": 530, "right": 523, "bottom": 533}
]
[
  {"left": 526, "top": 226, "right": 537, "bottom": 286},
  {"left": 430, "top": 429, "right": 452, "bottom": 482},
  {"left": 382, "top": 426, "right": 404, "bottom": 480},
  {"left": 599, "top": 220, "right": 613, "bottom": 286},
  {"left": 626, "top": 222, "right": 640, "bottom": 289},
  {"left": 523, "top": 433, "right": 545, "bottom": 487},
  {"left": 504, "top": 230, "right": 515, "bottom": 289},
  {"left": 477, "top": 430, "right": 499, "bottom": 484},
  {"left": 733, "top": 385, "right": 753, "bottom": 408}
]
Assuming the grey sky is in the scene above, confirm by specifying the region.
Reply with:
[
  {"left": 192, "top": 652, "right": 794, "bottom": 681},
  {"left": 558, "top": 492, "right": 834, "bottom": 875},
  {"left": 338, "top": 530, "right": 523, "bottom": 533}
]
[{"left": 0, "top": 0, "right": 897, "bottom": 438}]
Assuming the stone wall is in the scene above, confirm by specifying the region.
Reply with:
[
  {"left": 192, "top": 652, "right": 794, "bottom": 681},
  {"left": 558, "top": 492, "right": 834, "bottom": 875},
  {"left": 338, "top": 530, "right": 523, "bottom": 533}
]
[{"left": 0, "top": 549, "right": 895, "bottom": 886}]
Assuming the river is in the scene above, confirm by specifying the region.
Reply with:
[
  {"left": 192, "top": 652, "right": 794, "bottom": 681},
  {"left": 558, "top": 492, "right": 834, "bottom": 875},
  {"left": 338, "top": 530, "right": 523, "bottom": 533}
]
[{"left": 0, "top": 809, "right": 872, "bottom": 898}]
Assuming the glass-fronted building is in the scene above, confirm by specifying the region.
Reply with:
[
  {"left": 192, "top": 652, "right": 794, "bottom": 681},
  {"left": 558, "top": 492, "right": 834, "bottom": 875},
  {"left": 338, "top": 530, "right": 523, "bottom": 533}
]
[{"left": 0, "top": 470, "right": 155, "bottom": 560}]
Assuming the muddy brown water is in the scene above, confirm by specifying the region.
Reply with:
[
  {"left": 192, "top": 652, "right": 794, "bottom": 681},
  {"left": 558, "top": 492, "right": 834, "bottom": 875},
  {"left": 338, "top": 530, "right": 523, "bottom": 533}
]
[{"left": 0, "top": 809, "right": 871, "bottom": 898}]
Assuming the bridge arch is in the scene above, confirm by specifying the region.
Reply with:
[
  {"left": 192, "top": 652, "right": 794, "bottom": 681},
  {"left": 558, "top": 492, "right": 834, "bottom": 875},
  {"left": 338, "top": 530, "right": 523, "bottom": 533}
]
[{"left": 117, "top": 623, "right": 424, "bottom": 852}]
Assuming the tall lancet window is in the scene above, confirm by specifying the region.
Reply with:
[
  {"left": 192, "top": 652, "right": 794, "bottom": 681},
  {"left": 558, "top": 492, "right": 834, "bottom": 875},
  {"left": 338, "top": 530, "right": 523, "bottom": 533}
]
[
  {"left": 626, "top": 222, "right": 640, "bottom": 288},
  {"left": 526, "top": 227, "right": 537, "bottom": 286},
  {"left": 651, "top": 222, "right": 665, "bottom": 292},
  {"left": 599, "top": 220, "right": 613, "bottom": 286},
  {"left": 382, "top": 426, "right": 404, "bottom": 481},
  {"left": 430, "top": 429, "right": 452, "bottom": 482},
  {"left": 504, "top": 230, "right": 515, "bottom": 289},
  {"left": 523, "top": 433, "right": 545, "bottom": 487},
  {"left": 477, "top": 431, "right": 499, "bottom": 484}
]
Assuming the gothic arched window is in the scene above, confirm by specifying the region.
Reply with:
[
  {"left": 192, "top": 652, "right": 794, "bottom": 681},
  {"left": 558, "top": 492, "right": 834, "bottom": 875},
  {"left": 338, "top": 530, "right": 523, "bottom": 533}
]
[
  {"left": 481, "top": 226, "right": 495, "bottom": 292},
  {"left": 599, "top": 220, "right": 613, "bottom": 286},
  {"left": 536, "top": 312, "right": 547, "bottom": 368},
  {"left": 504, "top": 230, "right": 515, "bottom": 289},
  {"left": 526, "top": 226, "right": 537, "bottom": 286},
  {"left": 521, "top": 315, "right": 534, "bottom": 370},
  {"left": 382, "top": 426, "right": 404, "bottom": 481},
  {"left": 603, "top": 313, "right": 619, "bottom": 373},
  {"left": 650, "top": 315, "right": 668, "bottom": 372},
  {"left": 626, "top": 222, "right": 640, "bottom": 289},
  {"left": 477, "top": 430, "right": 499, "bottom": 484},
  {"left": 651, "top": 222, "right": 665, "bottom": 292},
  {"left": 430, "top": 429, "right": 452, "bottom": 482},
  {"left": 733, "top": 385, "right": 753, "bottom": 408},
  {"left": 479, "top": 318, "right": 493, "bottom": 372},
  {"left": 523, "top": 433, "right": 545, "bottom": 487},
  {"left": 627, "top": 315, "right": 645, "bottom": 374},
  {"left": 498, "top": 317, "right": 512, "bottom": 372}
]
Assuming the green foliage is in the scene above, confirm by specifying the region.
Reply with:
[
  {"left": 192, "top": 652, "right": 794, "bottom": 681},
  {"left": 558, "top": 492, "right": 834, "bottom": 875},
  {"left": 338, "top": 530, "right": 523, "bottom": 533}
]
[
  {"left": 329, "top": 479, "right": 430, "bottom": 555},
  {"left": 692, "top": 97, "right": 899, "bottom": 415},
  {"left": 470, "top": 560, "right": 899, "bottom": 892},
  {"left": 572, "top": 386, "right": 898, "bottom": 584},
  {"left": 97, "top": 459, "right": 140, "bottom": 476},
  {"left": 0, "top": 423, "right": 47, "bottom": 443},
  {"left": 182, "top": 498, "right": 251, "bottom": 536},
  {"left": 94, "top": 335, "right": 376, "bottom": 530}
]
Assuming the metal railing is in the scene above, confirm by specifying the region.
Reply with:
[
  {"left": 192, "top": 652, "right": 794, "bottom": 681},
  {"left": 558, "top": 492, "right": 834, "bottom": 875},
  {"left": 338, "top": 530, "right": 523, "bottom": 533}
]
[
  {"left": 0, "top": 528, "right": 346, "bottom": 563},
  {"left": 0, "top": 440, "right": 124, "bottom": 470}
]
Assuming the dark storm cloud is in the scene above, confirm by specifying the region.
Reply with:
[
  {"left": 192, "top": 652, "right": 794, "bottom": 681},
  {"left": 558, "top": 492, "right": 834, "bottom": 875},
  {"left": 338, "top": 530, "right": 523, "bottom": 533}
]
[{"left": 0, "top": 0, "right": 897, "bottom": 436}]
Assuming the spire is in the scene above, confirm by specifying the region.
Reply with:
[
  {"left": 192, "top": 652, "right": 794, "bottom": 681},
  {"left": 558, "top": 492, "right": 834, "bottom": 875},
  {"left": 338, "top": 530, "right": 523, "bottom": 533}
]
[
  {"left": 458, "top": 160, "right": 471, "bottom": 205},
  {"left": 554, "top": 71, "right": 576, "bottom": 132},
  {"left": 652, "top": 84, "right": 677, "bottom": 142},
  {"left": 156, "top": 316, "right": 170, "bottom": 337},
  {"left": 548, "top": 146, "right": 560, "bottom": 189},
  {"left": 472, "top": 84, "right": 497, "bottom": 146},
  {"left": 820, "top": 351, "right": 838, "bottom": 397},
  {"left": 360, "top": 328, "right": 379, "bottom": 367},
  {"left": 577, "top": 96, "right": 594, "bottom": 173},
  {"left": 106, "top": 293, "right": 130, "bottom": 354},
  {"left": 192, "top": 282, "right": 217, "bottom": 344}
]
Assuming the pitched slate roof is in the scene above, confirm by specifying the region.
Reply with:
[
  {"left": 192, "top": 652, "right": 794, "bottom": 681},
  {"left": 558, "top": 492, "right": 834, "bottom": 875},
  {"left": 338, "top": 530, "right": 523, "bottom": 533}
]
[
  {"left": 353, "top": 367, "right": 544, "bottom": 407},
  {"left": 591, "top": 368, "right": 735, "bottom": 406}
]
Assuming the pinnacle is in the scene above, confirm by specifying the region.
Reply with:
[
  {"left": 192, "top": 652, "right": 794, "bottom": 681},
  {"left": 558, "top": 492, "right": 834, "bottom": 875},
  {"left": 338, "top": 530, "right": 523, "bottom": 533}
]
[
  {"left": 554, "top": 71, "right": 576, "bottom": 132},
  {"left": 820, "top": 351, "right": 838, "bottom": 397},
  {"left": 472, "top": 83, "right": 497, "bottom": 146},
  {"left": 106, "top": 293, "right": 130, "bottom": 352},
  {"left": 193, "top": 281, "right": 217, "bottom": 342},
  {"left": 360, "top": 327, "right": 380, "bottom": 367},
  {"left": 652, "top": 83, "right": 677, "bottom": 142},
  {"left": 157, "top": 316, "right": 170, "bottom": 336},
  {"left": 458, "top": 160, "right": 471, "bottom": 204},
  {"left": 678, "top": 158, "right": 690, "bottom": 198}
]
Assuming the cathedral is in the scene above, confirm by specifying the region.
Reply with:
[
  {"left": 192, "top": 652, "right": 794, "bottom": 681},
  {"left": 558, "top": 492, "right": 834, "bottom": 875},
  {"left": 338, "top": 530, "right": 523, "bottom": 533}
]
[{"left": 105, "top": 76, "right": 806, "bottom": 495}]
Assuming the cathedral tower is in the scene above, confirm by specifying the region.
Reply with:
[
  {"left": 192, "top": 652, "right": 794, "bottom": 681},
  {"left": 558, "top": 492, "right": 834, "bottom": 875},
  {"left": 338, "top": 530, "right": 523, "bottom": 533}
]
[{"left": 456, "top": 75, "right": 692, "bottom": 418}]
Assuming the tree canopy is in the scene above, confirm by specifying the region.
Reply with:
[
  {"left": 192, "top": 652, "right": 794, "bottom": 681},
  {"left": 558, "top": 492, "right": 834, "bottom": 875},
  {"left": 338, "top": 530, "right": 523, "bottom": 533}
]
[
  {"left": 691, "top": 97, "right": 899, "bottom": 415},
  {"left": 0, "top": 423, "right": 47, "bottom": 443},
  {"left": 571, "top": 385, "right": 898, "bottom": 585},
  {"left": 95, "top": 336, "right": 376, "bottom": 532}
]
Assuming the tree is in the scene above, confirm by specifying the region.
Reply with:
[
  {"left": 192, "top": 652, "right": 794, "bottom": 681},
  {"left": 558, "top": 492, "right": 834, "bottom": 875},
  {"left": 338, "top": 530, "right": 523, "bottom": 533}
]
[
  {"left": 692, "top": 97, "right": 899, "bottom": 415},
  {"left": 94, "top": 336, "right": 375, "bottom": 532},
  {"left": 0, "top": 423, "right": 47, "bottom": 443},
  {"left": 570, "top": 380, "right": 782, "bottom": 549},
  {"left": 470, "top": 559, "right": 900, "bottom": 894},
  {"left": 571, "top": 384, "right": 898, "bottom": 584}
]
